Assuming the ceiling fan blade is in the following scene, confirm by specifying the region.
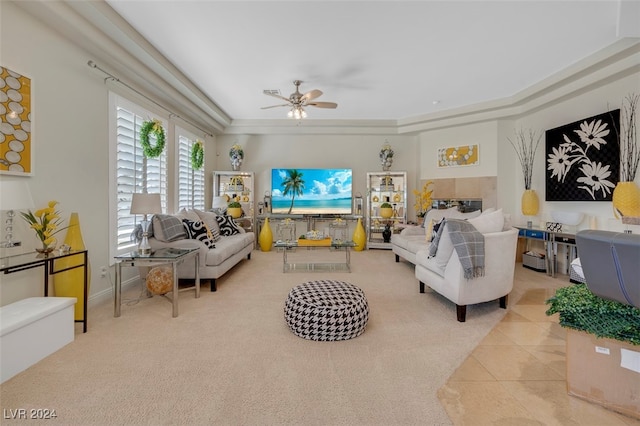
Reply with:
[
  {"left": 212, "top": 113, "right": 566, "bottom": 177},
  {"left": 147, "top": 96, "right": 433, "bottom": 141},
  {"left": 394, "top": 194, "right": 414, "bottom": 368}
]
[
  {"left": 263, "top": 91, "right": 291, "bottom": 103},
  {"left": 261, "top": 104, "right": 291, "bottom": 110},
  {"left": 307, "top": 101, "right": 338, "bottom": 109},
  {"left": 301, "top": 89, "right": 323, "bottom": 102}
]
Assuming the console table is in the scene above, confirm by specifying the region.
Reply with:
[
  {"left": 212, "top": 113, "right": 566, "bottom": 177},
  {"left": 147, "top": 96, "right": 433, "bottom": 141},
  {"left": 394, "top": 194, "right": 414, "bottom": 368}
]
[
  {"left": 0, "top": 250, "right": 89, "bottom": 332},
  {"left": 274, "top": 240, "right": 356, "bottom": 272},
  {"left": 114, "top": 247, "right": 199, "bottom": 318},
  {"left": 515, "top": 226, "right": 577, "bottom": 278}
]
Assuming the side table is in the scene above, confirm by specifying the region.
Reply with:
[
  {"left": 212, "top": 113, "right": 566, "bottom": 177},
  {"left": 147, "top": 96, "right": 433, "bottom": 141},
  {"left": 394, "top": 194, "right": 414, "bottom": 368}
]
[
  {"left": 0, "top": 250, "right": 89, "bottom": 332},
  {"left": 114, "top": 247, "right": 199, "bottom": 318}
]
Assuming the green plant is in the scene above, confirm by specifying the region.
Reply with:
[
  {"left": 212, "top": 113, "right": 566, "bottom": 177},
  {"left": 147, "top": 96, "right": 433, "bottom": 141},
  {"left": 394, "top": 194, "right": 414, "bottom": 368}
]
[
  {"left": 228, "top": 201, "right": 241, "bottom": 208},
  {"left": 546, "top": 284, "right": 640, "bottom": 345},
  {"left": 380, "top": 202, "right": 392, "bottom": 208}
]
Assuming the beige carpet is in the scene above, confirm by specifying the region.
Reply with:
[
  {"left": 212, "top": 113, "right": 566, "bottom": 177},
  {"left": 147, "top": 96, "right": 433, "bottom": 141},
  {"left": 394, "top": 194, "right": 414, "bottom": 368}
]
[{"left": 0, "top": 248, "right": 509, "bottom": 425}]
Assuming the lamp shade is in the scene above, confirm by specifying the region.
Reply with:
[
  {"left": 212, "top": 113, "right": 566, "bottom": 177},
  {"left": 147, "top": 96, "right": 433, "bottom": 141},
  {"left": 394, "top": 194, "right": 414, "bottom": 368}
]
[
  {"left": 212, "top": 196, "right": 227, "bottom": 210},
  {"left": 0, "top": 180, "right": 35, "bottom": 211},
  {"left": 130, "top": 193, "right": 162, "bottom": 215}
]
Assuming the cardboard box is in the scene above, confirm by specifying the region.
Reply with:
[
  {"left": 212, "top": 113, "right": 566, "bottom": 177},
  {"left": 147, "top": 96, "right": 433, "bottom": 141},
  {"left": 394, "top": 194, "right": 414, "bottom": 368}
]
[{"left": 566, "top": 329, "right": 640, "bottom": 419}]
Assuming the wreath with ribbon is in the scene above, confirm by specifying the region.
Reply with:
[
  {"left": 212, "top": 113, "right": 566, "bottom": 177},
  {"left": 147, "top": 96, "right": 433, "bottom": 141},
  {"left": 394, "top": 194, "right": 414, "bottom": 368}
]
[
  {"left": 140, "top": 119, "right": 166, "bottom": 158},
  {"left": 191, "top": 140, "right": 204, "bottom": 170}
]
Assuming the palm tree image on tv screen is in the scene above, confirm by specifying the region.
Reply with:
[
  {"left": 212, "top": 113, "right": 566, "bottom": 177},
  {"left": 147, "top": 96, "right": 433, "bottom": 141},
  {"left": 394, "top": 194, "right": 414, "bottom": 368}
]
[{"left": 271, "top": 168, "right": 353, "bottom": 215}]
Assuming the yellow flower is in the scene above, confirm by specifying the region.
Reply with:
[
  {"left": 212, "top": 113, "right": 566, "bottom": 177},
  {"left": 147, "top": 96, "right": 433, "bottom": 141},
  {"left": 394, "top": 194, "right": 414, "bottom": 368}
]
[{"left": 414, "top": 180, "right": 434, "bottom": 216}]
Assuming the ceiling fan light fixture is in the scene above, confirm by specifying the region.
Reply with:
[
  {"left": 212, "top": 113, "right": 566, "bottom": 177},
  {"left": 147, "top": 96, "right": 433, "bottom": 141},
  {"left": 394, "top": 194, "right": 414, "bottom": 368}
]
[{"left": 288, "top": 106, "right": 306, "bottom": 119}]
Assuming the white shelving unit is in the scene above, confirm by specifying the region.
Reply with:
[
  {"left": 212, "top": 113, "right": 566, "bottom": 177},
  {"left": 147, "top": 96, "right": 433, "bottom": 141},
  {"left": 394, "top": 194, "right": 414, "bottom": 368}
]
[
  {"left": 212, "top": 171, "right": 255, "bottom": 233},
  {"left": 366, "top": 171, "right": 407, "bottom": 249}
]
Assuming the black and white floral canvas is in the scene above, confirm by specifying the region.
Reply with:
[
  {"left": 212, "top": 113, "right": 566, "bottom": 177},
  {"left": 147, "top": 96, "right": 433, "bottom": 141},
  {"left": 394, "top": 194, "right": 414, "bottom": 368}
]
[{"left": 545, "top": 109, "right": 620, "bottom": 201}]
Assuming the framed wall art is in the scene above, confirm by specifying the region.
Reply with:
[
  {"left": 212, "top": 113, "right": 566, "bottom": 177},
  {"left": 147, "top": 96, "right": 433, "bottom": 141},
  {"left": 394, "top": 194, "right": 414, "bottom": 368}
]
[
  {"left": 545, "top": 110, "right": 620, "bottom": 201},
  {"left": 1, "top": 66, "right": 32, "bottom": 176},
  {"left": 437, "top": 144, "right": 479, "bottom": 168}
]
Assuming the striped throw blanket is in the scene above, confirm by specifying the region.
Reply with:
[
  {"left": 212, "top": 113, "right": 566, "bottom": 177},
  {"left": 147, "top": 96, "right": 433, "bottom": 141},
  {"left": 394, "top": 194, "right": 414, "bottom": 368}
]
[{"left": 429, "top": 219, "right": 485, "bottom": 279}]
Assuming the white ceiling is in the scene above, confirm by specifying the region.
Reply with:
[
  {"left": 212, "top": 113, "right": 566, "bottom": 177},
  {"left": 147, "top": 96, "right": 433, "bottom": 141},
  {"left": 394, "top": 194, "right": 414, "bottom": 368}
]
[{"left": 104, "top": 1, "right": 631, "bottom": 122}]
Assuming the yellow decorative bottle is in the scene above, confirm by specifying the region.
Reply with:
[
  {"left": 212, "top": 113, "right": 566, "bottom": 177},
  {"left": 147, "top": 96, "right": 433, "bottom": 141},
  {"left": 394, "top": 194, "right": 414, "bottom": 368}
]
[
  {"left": 521, "top": 189, "right": 539, "bottom": 216},
  {"left": 259, "top": 217, "right": 273, "bottom": 252},
  {"left": 353, "top": 218, "right": 366, "bottom": 251},
  {"left": 54, "top": 212, "right": 90, "bottom": 321}
]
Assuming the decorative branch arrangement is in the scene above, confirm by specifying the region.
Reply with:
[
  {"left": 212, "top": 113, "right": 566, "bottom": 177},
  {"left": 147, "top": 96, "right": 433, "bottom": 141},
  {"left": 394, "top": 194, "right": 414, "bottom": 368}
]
[
  {"left": 508, "top": 128, "right": 542, "bottom": 190},
  {"left": 618, "top": 93, "right": 639, "bottom": 182}
]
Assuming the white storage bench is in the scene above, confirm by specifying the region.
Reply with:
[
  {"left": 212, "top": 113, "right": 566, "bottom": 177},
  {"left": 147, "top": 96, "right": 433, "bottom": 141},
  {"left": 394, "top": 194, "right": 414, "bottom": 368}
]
[{"left": 1, "top": 297, "right": 76, "bottom": 383}]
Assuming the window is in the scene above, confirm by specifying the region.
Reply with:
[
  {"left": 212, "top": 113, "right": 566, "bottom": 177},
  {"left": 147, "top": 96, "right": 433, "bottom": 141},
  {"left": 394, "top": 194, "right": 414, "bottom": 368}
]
[
  {"left": 110, "top": 94, "right": 167, "bottom": 255},
  {"left": 177, "top": 129, "right": 205, "bottom": 211}
]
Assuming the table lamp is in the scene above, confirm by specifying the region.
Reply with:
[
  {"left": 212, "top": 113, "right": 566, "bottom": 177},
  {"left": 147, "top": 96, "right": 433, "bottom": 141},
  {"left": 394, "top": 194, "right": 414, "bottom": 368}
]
[
  {"left": 0, "top": 180, "right": 35, "bottom": 248},
  {"left": 130, "top": 193, "right": 162, "bottom": 255},
  {"left": 211, "top": 196, "right": 227, "bottom": 215}
]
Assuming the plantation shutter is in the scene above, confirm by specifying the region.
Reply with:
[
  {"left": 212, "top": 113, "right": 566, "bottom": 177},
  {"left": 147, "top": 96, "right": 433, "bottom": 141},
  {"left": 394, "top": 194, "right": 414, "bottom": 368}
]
[
  {"left": 177, "top": 134, "right": 205, "bottom": 211},
  {"left": 115, "top": 106, "right": 167, "bottom": 252}
]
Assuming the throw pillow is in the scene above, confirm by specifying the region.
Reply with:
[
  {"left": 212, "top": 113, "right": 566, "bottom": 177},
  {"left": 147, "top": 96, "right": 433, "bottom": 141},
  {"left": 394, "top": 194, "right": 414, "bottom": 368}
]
[
  {"left": 216, "top": 214, "right": 242, "bottom": 236},
  {"left": 194, "top": 209, "right": 222, "bottom": 242},
  {"left": 176, "top": 209, "right": 201, "bottom": 223},
  {"left": 152, "top": 214, "right": 186, "bottom": 242},
  {"left": 424, "top": 217, "right": 444, "bottom": 242},
  {"left": 182, "top": 219, "right": 215, "bottom": 248},
  {"left": 467, "top": 208, "right": 504, "bottom": 234}
]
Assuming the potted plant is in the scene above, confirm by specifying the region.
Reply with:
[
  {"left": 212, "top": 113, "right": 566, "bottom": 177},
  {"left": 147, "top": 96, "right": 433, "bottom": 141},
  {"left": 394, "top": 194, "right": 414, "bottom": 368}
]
[
  {"left": 227, "top": 201, "right": 243, "bottom": 219},
  {"left": 413, "top": 180, "right": 434, "bottom": 224},
  {"left": 380, "top": 202, "right": 393, "bottom": 219}
]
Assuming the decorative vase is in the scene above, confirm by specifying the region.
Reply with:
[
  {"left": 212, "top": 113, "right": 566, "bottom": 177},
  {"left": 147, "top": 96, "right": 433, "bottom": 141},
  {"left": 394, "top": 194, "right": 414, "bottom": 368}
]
[
  {"left": 259, "top": 217, "right": 273, "bottom": 252},
  {"left": 53, "top": 212, "right": 91, "bottom": 321},
  {"left": 380, "top": 207, "right": 393, "bottom": 219},
  {"left": 35, "top": 246, "right": 55, "bottom": 256},
  {"left": 382, "top": 224, "right": 392, "bottom": 243},
  {"left": 521, "top": 189, "right": 539, "bottom": 216},
  {"left": 612, "top": 181, "right": 640, "bottom": 218},
  {"left": 227, "top": 207, "right": 243, "bottom": 219},
  {"left": 352, "top": 218, "right": 366, "bottom": 252}
]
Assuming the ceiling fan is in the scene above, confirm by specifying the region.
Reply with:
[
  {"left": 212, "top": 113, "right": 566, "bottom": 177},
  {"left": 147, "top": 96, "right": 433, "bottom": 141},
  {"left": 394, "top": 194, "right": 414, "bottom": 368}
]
[{"left": 262, "top": 80, "right": 337, "bottom": 119}]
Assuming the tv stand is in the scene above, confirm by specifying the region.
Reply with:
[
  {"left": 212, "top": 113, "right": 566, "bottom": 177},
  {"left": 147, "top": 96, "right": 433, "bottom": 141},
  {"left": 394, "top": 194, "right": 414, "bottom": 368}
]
[{"left": 257, "top": 214, "right": 363, "bottom": 244}]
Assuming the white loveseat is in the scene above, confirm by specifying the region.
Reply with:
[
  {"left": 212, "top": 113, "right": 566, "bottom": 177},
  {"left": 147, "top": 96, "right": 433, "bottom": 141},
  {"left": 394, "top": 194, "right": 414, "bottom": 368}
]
[
  {"left": 414, "top": 209, "right": 518, "bottom": 322},
  {"left": 147, "top": 209, "right": 254, "bottom": 291},
  {"left": 391, "top": 206, "right": 482, "bottom": 265}
]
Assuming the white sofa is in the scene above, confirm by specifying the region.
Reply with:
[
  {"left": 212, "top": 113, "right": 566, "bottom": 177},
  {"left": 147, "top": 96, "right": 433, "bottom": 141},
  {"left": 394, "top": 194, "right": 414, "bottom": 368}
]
[
  {"left": 147, "top": 209, "right": 254, "bottom": 291},
  {"left": 391, "top": 206, "right": 482, "bottom": 265},
  {"left": 414, "top": 209, "right": 518, "bottom": 322}
]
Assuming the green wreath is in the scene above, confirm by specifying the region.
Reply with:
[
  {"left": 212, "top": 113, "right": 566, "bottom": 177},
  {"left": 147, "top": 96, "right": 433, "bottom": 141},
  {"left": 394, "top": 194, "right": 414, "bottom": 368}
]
[
  {"left": 191, "top": 141, "right": 204, "bottom": 170},
  {"left": 140, "top": 119, "right": 166, "bottom": 158}
]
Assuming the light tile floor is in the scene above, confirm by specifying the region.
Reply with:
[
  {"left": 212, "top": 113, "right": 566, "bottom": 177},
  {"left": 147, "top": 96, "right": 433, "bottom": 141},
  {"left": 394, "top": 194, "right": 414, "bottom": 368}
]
[{"left": 438, "top": 267, "right": 640, "bottom": 425}]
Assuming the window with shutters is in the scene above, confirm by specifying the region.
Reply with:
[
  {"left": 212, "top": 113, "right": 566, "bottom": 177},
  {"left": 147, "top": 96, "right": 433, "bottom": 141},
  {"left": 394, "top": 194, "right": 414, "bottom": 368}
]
[
  {"left": 177, "top": 129, "right": 205, "bottom": 211},
  {"left": 110, "top": 94, "right": 167, "bottom": 255}
]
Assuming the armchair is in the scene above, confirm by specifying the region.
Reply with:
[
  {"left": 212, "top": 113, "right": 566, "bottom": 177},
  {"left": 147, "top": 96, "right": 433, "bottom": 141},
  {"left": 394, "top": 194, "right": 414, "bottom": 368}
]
[{"left": 414, "top": 212, "right": 518, "bottom": 322}]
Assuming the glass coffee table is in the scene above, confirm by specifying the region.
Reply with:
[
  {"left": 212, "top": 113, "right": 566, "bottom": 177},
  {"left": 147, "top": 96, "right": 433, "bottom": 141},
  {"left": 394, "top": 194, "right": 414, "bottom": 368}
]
[
  {"left": 114, "top": 247, "right": 199, "bottom": 318},
  {"left": 274, "top": 239, "right": 356, "bottom": 273}
]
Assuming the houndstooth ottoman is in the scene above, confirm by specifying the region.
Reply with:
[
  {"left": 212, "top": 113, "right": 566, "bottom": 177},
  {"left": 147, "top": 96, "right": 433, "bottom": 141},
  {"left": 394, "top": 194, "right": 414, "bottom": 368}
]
[{"left": 284, "top": 280, "right": 369, "bottom": 341}]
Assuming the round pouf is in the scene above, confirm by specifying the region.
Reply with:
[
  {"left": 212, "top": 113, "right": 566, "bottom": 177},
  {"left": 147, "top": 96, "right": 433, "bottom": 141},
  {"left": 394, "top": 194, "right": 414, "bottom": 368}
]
[
  {"left": 146, "top": 266, "right": 173, "bottom": 295},
  {"left": 284, "top": 280, "right": 369, "bottom": 341}
]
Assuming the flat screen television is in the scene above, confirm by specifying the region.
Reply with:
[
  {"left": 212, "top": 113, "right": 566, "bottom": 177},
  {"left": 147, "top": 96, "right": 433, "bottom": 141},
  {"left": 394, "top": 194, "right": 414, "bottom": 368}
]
[{"left": 271, "top": 168, "right": 352, "bottom": 215}]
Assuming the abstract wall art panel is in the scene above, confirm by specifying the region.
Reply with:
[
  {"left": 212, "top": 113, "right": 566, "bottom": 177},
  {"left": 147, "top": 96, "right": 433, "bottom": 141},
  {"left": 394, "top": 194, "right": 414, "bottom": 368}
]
[
  {"left": 0, "top": 66, "right": 32, "bottom": 175},
  {"left": 545, "top": 110, "right": 620, "bottom": 201},
  {"left": 437, "top": 145, "right": 479, "bottom": 168}
]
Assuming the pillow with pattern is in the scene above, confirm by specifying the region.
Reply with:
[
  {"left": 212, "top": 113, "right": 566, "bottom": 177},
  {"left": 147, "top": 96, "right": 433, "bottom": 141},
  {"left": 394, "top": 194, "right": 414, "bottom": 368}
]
[
  {"left": 152, "top": 214, "right": 186, "bottom": 242},
  {"left": 182, "top": 219, "right": 215, "bottom": 248},
  {"left": 215, "top": 214, "right": 242, "bottom": 236}
]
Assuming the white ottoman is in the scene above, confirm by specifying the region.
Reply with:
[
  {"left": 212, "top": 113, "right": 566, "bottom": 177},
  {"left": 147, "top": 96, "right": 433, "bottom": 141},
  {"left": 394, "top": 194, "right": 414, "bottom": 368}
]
[{"left": 284, "top": 280, "right": 369, "bottom": 341}]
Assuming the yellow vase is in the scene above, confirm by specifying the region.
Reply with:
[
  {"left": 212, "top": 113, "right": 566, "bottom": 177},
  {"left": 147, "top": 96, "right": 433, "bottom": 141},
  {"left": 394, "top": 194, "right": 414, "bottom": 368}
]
[
  {"left": 380, "top": 207, "right": 393, "bottom": 219},
  {"left": 259, "top": 217, "right": 273, "bottom": 252},
  {"left": 521, "top": 189, "right": 539, "bottom": 216},
  {"left": 54, "top": 213, "right": 90, "bottom": 321},
  {"left": 352, "top": 218, "right": 366, "bottom": 252},
  {"left": 612, "top": 181, "right": 640, "bottom": 218}
]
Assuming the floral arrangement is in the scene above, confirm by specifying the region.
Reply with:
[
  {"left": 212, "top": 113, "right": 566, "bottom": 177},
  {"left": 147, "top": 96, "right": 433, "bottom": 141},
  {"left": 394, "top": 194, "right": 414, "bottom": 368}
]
[
  {"left": 229, "top": 144, "right": 244, "bottom": 169},
  {"left": 508, "top": 128, "right": 542, "bottom": 190},
  {"left": 546, "top": 118, "right": 616, "bottom": 200},
  {"left": 20, "top": 200, "right": 68, "bottom": 252},
  {"left": 413, "top": 180, "right": 434, "bottom": 218},
  {"left": 379, "top": 142, "right": 394, "bottom": 170},
  {"left": 617, "top": 93, "right": 639, "bottom": 182},
  {"left": 140, "top": 119, "right": 166, "bottom": 158}
]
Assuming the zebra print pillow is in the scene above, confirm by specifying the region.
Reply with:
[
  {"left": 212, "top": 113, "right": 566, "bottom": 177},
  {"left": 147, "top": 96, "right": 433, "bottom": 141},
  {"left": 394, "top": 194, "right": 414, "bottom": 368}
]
[
  {"left": 182, "top": 219, "right": 215, "bottom": 248},
  {"left": 215, "top": 214, "right": 242, "bottom": 236}
]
